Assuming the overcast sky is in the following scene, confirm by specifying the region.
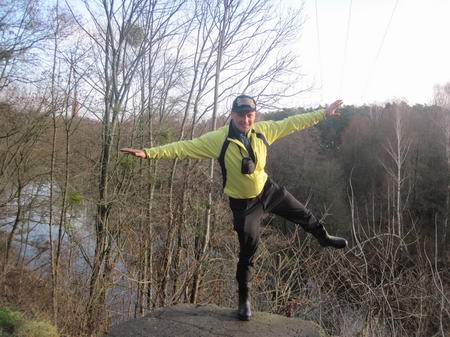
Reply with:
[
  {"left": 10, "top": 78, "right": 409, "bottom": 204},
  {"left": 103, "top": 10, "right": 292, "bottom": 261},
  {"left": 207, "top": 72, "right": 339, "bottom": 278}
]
[{"left": 283, "top": 0, "right": 450, "bottom": 107}]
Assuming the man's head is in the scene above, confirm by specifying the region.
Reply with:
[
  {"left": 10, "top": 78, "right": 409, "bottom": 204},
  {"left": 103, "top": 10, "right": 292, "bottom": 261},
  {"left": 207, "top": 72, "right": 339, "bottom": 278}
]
[{"left": 231, "top": 95, "right": 256, "bottom": 133}]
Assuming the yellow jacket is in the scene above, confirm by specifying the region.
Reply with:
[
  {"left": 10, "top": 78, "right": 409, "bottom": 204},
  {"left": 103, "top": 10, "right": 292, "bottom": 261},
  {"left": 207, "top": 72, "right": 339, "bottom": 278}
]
[{"left": 144, "top": 109, "right": 326, "bottom": 199}]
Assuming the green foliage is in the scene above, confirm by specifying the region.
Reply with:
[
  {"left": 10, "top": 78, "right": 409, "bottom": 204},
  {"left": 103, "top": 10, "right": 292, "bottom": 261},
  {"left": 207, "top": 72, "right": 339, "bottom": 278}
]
[
  {"left": 112, "top": 104, "right": 122, "bottom": 114},
  {"left": 316, "top": 106, "right": 356, "bottom": 150},
  {"left": 159, "top": 128, "right": 172, "bottom": 145},
  {"left": 119, "top": 155, "right": 136, "bottom": 172},
  {"left": 127, "top": 24, "right": 144, "bottom": 47},
  {"left": 0, "top": 49, "right": 13, "bottom": 61},
  {"left": 0, "top": 307, "right": 21, "bottom": 336},
  {"left": 262, "top": 107, "right": 304, "bottom": 121},
  {"left": 68, "top": 191, "right": 83, "bottom": 207},
  {"left": 15, "top": 320, "right": 59, "bottom": 337}
]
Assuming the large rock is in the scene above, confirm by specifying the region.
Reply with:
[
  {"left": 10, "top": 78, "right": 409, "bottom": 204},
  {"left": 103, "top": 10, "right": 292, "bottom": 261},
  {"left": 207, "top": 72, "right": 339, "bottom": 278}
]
[{"left": 105, "top": 304, "right": 329, "bottom": 337}]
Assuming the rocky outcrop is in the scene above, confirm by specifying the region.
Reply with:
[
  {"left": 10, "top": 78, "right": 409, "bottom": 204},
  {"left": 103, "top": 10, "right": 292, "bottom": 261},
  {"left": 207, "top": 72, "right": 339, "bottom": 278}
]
[{"left": 105, "top": 304, "right": 329, "bottom": 337}]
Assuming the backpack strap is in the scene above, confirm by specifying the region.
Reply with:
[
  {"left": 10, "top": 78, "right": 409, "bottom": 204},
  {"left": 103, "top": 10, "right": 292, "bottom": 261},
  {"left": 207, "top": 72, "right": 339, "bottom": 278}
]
[
  {"left": 254, "top": 130, "right": 269, "bottom": 147},
  {"left": 218, "top": 137, "right": 231, "bottom": 188},
  {"left": 218, "top": 127, "right": 270, "bottom": 190}
]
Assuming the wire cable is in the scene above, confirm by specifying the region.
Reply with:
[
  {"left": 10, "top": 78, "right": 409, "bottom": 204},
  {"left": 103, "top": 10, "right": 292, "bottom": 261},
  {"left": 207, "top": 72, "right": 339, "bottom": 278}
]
[
  {"left": 339, "top": 0, "right": 353, "bottom": 97},
  {"left": 362, "top": 0, "right": 400, "bottom": 102},
  {"left": 315, "top": 0, "right": 324, "bottom": 104}
]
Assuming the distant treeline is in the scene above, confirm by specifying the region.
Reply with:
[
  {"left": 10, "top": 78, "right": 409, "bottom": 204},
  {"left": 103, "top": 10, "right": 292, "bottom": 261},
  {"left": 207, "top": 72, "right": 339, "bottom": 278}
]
[{"left": 265, "top": 103, "right": 449, "bottom": 245}]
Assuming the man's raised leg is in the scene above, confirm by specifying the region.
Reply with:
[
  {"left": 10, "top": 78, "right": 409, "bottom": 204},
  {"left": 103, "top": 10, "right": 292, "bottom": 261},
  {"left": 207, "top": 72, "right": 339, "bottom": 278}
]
[{"left": 271, "top": 189, "right": 347, "bottom": 249}]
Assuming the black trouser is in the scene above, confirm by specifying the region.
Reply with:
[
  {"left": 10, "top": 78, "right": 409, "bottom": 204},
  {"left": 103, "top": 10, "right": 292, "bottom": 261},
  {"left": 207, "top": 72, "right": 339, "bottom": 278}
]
[{"left": 229, "top": 178, "right": 319, "bottom": 286}]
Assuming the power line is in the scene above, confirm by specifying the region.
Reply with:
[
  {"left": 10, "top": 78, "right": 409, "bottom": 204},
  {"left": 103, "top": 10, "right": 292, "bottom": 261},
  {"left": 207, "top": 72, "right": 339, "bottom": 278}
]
[
  {"left": 315, "top": 0, "right": 324, "bottom": 104},
  {"left": 362, "top": 0, "right": 400, "bottom": 102},
  {"left": 339, "top": 0, "right": 353, "bottom": 96}
]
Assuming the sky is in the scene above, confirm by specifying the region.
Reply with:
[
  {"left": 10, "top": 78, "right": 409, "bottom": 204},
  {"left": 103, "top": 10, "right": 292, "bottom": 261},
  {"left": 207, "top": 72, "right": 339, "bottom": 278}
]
[
  {"left": 57, "top": 0, "right": 450, "bottom": 110},
  {"left": 283, "top": 0, "right": 450, "bottom": 107}
]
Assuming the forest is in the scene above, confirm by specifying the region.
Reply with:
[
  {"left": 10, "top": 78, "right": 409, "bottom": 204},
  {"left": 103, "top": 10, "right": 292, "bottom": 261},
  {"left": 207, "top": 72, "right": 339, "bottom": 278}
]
[{"left": 0, "top": 0, "right": 448, "bottom": 336}]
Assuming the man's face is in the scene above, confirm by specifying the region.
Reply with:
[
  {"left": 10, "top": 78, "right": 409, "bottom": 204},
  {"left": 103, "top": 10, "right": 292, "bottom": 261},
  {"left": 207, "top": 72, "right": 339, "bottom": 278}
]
[{"left": 231, "top": 110, "right": 256, "bottom": 133}]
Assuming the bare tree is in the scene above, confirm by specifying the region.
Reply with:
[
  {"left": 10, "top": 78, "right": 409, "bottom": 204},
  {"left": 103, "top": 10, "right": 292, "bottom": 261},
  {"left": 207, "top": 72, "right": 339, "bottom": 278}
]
[
  {"left": 0, "top": 0, "right": 52, "bottom": 90},
  {"left": 380, "top": 103, "right": 410, "bottom": 238},
  {"left": 67, "top": 0, "right": 186, "bottom": 331},
  {"left": 189, "top": 0, "right": 229, "bottom": 304},
  {"left": 1, "top": 98, "right": 48, "bottom": 272},
  {"left": 47, "top": 0, "right": 63, "bottom": 324},
  {"left": 71, "top": 0, "right": 153, "bottom": 330},
  {"left": 433, "top": 83, "right": 450, "bottom": 251}
]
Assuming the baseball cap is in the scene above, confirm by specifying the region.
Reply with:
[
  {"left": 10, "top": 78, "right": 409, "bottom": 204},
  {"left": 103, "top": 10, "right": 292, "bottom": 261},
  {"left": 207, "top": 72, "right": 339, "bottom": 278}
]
[{"left": 231, "top": 95, "right": 256, "bottom": 113}]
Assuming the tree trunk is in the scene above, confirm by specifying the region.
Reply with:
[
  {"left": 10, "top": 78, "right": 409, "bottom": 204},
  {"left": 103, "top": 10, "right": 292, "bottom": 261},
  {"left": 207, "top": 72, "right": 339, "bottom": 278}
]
[
  {"left": 444, "top": 110, "right": 450, "bottom": 251},
  {"left": 3, "top": 175, "right": 22, "bottom": 273},
  {"left": 395, "top": 107, "right": 402, "bottom": 238},
  {"left": 190, "top": 0, "right": 228, "bottom": 304},
  {"left": 49, "top": 2, "right": 60, "bottom": 320},
  {"left": 53, "top": 64, "right": 73, "bottom": 324}
]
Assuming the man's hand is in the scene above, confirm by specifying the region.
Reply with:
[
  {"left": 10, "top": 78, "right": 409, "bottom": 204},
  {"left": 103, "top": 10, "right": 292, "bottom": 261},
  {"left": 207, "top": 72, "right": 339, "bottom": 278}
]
[
  {"left": 325, "top": 99, "right": 343, "bottom": 117},
  {"left": 120, "top": 148, "right": 147, "bottom": 159}
]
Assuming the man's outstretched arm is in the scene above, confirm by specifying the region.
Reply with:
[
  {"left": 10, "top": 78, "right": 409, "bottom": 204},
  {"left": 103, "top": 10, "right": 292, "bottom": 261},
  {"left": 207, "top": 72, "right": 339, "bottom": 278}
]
[
  {"left": 255, "top": 99, "right": 343, "bottom": 144},
  {"left": 120, "top": 128, "right": 224, "bottom": 160},
  {"left": 120, "top": 148, "right": 147, "bottom": 158}
]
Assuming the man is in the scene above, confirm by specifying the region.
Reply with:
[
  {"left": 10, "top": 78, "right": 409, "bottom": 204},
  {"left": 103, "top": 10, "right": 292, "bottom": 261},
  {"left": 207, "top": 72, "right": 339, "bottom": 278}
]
[{"left": 121, "top": 95, "right": 347, "bottom": 321}]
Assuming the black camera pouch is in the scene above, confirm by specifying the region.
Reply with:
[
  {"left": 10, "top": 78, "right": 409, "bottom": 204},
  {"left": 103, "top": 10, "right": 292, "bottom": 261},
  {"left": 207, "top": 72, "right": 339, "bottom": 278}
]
[{"left": 241, "top": 157, "right": 256, "bottom": 174}]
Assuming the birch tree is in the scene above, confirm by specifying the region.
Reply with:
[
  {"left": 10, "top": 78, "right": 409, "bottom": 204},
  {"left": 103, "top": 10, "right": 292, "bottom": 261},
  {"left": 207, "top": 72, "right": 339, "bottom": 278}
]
[
  {"left": 67, "top": 0, "right": 187, "bottom": 330},
  {"left": 381, "top": 103, "right": 410, "bottom": 238},
  {"left": 69, "top": 0, "right": 157, "bottom": 331}
]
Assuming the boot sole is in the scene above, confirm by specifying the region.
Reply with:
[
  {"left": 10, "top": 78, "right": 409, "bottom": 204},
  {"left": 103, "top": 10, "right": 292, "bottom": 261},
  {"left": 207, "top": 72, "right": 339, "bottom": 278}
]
[
  {"left": 238, "top": 314, "right": 251, "bottom": 321},
  {"left": 320, "top": 239, "right": 348, "bottom": 249}
]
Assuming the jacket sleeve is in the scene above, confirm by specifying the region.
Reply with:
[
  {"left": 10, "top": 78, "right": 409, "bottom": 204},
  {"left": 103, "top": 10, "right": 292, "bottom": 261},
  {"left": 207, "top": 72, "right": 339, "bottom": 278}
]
[
  {"left": 255, "top": 109, "right": 326, "bottom": 144},
  {"left": 143, "top": 129, "right": 223, "bottom": 160}
]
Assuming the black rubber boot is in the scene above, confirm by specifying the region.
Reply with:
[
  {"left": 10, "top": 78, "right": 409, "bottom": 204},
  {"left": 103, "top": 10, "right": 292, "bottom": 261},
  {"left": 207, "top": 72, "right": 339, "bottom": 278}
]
[
  {"left": 238, "top": 284, "right": 252, "bottom": 321},
  {"left": 310, "top": 223, "right": 348, "bottom": 249}
]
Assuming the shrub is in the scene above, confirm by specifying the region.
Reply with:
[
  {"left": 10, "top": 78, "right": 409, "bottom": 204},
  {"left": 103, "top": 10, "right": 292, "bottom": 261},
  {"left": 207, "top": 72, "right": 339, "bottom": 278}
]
[
  {"left": 15, "top": 320, "right": 59, "bottom": 337},
  {"left": 0, "top": 308, "right": 21, "bottom": 336}
]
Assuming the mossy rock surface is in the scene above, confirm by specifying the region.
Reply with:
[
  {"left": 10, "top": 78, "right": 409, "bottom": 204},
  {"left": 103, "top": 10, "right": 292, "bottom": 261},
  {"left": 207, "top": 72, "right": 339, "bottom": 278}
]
[{"left": 105, "top": 304, "right": 329, "bottom": 337}]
